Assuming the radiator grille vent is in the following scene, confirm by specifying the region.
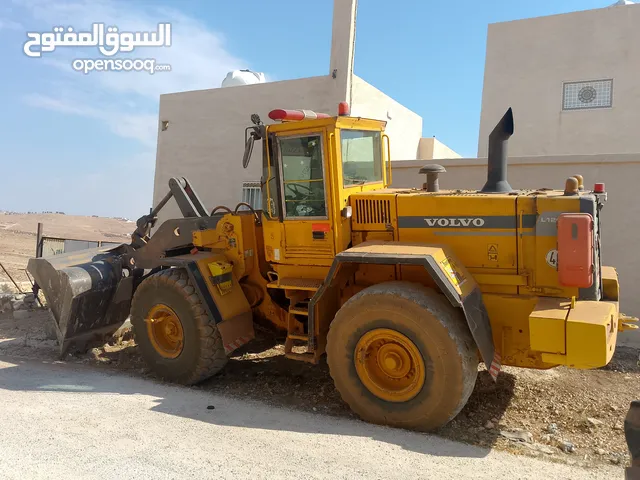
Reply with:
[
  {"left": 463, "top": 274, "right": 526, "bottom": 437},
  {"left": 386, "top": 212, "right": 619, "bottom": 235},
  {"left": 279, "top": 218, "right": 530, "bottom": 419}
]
[{"left": 354, "top": 199, "right": 391, "bottom": 225}]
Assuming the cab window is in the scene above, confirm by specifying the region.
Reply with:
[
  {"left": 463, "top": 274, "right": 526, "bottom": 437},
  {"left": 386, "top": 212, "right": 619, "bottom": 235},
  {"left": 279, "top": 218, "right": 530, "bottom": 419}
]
[
  {"left": 279, "top": 134, "right": 327, "bottom": 219},
  {"left": 341, "top": 130, "right": 382, "bottom": 186},
  {"left": 261, "top": 135, "right": 281, "bottom": 219}
]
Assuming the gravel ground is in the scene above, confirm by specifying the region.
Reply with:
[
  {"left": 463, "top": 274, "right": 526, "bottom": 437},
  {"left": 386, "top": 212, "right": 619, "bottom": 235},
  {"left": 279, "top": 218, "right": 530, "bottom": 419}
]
[
  {"left": 2, "top": 310, "right": 635, "bottom": 473},
  {"left": 0, "top": 357, "right": 621, "bottom": 480}
]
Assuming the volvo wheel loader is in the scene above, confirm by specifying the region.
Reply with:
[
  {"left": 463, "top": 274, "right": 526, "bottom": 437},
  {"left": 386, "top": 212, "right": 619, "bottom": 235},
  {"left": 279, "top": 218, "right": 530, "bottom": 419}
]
[{"left": 28, "top": 103, "right": 638, "bottom": 431}]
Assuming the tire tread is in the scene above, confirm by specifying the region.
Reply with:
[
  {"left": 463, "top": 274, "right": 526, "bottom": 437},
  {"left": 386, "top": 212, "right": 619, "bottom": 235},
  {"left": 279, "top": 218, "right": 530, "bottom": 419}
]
[
  {"left": 131, "top": 268, "right": 227, "bottom": 385},
  {"left": 326, "top": 281, "right": 478, "bottom": 431}
]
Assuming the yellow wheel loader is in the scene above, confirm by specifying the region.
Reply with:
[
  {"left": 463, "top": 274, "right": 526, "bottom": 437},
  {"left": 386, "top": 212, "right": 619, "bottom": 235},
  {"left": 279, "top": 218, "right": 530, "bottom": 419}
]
[{"left": 28, "top": 103, "right": 638, "bottom": 431}]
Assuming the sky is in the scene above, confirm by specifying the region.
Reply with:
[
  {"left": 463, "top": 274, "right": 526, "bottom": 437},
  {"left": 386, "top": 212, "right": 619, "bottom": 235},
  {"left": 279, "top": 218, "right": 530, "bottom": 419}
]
[{"left": 0, "top": 0, "right": 616, "bottom": 219}]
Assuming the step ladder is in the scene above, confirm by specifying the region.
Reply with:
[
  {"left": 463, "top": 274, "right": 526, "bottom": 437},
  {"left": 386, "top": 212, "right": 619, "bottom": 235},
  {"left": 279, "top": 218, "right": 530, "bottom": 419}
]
[{"left": 266, "top": 277, "right": 323, "bottom": 364}]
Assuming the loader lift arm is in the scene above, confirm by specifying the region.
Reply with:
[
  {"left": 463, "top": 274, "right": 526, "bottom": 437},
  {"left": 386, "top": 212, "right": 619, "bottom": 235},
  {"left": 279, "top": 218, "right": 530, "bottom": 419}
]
[
  {"left": 28, "top": 176, "right": 221, "bottom": 356},
  {"left": 132, "top": 177, "right": 210, "bottom": 248}
]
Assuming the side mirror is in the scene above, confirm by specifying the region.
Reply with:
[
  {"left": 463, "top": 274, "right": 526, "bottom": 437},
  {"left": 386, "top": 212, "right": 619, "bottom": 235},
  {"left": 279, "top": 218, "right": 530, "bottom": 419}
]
[
  {"left": 243, "top": 132, "right": 255, "bottom": 169},
  {"left": 242, "top": 115, "right": 264, "bottom": 169}
]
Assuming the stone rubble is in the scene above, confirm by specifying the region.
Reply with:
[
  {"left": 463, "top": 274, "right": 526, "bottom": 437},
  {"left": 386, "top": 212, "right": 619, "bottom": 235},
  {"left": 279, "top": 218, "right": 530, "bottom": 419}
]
[{"left": 0, "top": 291, "right": 38, "bottom": 318}]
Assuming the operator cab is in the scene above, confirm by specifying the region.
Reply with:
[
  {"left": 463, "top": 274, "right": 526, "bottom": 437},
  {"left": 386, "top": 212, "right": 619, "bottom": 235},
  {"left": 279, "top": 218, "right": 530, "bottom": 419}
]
[{"left": 242, "top": 103, "right": 390, "bottom": 264}]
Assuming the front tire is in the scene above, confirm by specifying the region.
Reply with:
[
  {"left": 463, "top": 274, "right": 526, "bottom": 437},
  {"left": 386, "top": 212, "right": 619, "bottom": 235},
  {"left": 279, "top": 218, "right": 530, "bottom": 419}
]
[
  {"left": 326, "top": 281, "right": 478, "bottom": 431},
  {"left": 130, "top": 268, "right": 227, "bottom": 385}
]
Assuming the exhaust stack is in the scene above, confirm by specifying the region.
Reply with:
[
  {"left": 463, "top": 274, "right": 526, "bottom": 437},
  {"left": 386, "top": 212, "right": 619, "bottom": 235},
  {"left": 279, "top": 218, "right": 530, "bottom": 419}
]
[{"left": 481, "top": 108, "right": 514, "bottom": 193}]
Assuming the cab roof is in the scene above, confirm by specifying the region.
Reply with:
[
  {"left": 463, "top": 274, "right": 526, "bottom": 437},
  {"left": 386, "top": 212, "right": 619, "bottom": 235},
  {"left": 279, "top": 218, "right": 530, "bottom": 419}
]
[{"left": 266, "top": 115, "right": 387, "bottom": 134}]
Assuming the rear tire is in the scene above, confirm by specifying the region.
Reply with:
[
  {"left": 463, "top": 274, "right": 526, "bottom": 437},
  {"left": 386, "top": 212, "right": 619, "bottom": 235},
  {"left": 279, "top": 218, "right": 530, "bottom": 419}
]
[
  {"left": 130, "top": 268, "right": 227, "bottom": 385},
  {"left": 326, "top": 281, "right": 478, "bottom": 431}
]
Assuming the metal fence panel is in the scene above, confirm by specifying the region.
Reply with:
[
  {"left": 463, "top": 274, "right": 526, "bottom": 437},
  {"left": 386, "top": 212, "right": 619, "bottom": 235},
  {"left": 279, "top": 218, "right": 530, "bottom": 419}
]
[
  {"left": 41, "top": 237, "right": 121, "bottom": 257},
  {"left": 41, "top": 238, "right": 65, "bottom": 257},
  {"left": 64, "top": 240, "right": 100, "bottom": 253}
]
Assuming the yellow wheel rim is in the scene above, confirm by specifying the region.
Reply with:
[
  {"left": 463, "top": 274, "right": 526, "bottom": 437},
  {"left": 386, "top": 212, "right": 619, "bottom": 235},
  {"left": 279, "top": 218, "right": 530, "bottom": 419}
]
[
  {"left": 354, "top": 328, "right": 425, "bottom": 403},
  {"left": 146, "top": 304, "right": 184, "bottom": 359}
]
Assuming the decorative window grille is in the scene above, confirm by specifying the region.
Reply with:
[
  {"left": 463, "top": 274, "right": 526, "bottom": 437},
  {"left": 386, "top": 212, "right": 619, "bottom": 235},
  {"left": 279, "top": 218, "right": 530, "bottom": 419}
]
[
  {"left": 241, "top": 182, "right": 262, "bottom": 210},
  {"left": 563, "top": 79, "right": 613, "bottom": 110}
]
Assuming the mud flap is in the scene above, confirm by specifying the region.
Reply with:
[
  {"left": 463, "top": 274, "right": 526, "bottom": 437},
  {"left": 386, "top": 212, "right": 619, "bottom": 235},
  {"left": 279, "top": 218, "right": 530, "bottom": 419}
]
[
  {"left": 26, "top": 245, "right": 133, "bottom": 355},
  {"left": 460, "top": 288, "right": 500, "bottom": 380}
]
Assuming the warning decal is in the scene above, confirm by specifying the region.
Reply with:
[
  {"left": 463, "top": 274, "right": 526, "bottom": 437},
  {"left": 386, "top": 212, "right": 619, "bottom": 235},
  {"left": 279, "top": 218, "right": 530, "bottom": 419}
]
[{"left": 487, "top": 244, "right": 498, "bottom": 262}]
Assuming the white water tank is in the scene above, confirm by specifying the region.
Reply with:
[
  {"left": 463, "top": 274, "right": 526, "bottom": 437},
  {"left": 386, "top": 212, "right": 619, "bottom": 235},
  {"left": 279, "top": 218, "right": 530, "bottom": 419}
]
[{"left": 221, "top": 70, "right": 266, "bottom": 88}]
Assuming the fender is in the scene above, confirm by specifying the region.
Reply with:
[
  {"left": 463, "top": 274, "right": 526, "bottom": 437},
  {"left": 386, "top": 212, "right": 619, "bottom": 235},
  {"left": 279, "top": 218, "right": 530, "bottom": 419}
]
[
  {"left": 159, "top": 252, "right": 255, "bottom": 355},
  {"left": 309, "top": 241, "right": 499, "bottom": 379}
]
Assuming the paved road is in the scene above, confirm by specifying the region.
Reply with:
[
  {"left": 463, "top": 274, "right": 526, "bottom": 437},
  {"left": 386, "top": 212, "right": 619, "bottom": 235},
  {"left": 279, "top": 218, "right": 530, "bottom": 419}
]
[{"left": 0, "top": 358, "right": 619, "bottom": 480}]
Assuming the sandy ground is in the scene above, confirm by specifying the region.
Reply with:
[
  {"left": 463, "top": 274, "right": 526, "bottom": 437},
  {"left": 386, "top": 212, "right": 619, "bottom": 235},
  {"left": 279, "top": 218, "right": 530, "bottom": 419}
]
[
  {"left": 0, "top": 357, "right": 620, "bottom": 480},
  {"left": 0, "top": 212, "right": 132, "bottom": 284}
]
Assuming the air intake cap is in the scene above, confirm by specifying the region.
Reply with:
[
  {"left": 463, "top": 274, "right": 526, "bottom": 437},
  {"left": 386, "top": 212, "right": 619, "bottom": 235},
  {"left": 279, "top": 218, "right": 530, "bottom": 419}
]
[{"left": 419, "top": 164, "right": 446, "bottom": 192}]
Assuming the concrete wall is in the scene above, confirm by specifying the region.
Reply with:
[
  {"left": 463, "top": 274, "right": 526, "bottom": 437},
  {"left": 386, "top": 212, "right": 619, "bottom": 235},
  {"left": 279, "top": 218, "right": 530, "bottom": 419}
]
[
  {"left": 350, "top": 75, "right": 423, "bottom": 161},
  {"left": 418, "top": 137, "right": 461, "bottom": 160},
  {"left": 479, "top": 3, "right": 640, "bottom": 157},
  {"left": 153, "top": 76, "right": 344, "bottom": 224},
  {"left": 392, "top": 153, "right": 640, "bottom": 348}
]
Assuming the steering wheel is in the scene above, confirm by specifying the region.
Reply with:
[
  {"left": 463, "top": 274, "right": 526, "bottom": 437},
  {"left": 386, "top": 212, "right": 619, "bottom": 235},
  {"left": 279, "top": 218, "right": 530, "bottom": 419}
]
[{"left": 286, "top": 183, "right": 312, "bottom": 199}]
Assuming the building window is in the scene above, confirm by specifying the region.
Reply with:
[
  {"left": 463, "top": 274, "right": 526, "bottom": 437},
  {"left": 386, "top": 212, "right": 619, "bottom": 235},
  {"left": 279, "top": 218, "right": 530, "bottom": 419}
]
[
  {"left": 242, "top": 182, "right": 262, "bottom": 210},
  {"left": 563, "top": 79, "right": 613, "bottom": 110}
]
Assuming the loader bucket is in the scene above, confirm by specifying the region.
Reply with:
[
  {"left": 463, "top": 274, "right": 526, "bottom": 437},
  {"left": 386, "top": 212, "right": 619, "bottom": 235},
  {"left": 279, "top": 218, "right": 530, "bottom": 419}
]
[{"left": 27, "top": 244, "right": 134, "bottom": 354}]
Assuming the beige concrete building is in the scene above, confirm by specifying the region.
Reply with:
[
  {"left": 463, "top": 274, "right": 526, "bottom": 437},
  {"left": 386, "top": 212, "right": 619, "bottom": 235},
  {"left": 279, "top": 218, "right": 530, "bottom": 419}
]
[
  {"left": 152, "top": 0, "right": 458, "bottom": 223},
  {"left": 469, "top": 1, "right": 640, "bottom": 347},
  {"left": 419, "top": 137, "right": 461, "bottom": 161},
  {"left": 478, "top": 1, "right": 640, "bottom": 157}
]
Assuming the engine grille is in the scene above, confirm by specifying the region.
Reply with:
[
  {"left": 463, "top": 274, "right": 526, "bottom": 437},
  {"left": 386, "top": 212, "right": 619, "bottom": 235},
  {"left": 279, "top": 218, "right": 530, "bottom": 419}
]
[{"left": 353, "top": 198, "right": 392, "bottom": 228}]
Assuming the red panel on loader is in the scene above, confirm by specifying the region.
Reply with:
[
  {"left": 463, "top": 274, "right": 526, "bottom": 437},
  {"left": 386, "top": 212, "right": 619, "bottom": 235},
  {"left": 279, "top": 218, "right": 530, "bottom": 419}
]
[{"left": 557, "top": 213, "right": 594, "bottom": 288}]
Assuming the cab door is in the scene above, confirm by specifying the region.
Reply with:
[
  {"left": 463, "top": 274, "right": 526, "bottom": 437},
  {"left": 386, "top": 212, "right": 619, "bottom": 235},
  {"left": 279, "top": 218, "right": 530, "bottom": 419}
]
[{"left": 276, "top": 129, "right": 335, "bottom": 265}]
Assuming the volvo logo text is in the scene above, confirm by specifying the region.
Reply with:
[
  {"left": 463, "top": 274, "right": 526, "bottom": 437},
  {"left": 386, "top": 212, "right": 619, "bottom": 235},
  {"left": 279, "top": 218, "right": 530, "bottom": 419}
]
[{"left": 424, "top": 218, "right": 486, "bottom": 227}]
